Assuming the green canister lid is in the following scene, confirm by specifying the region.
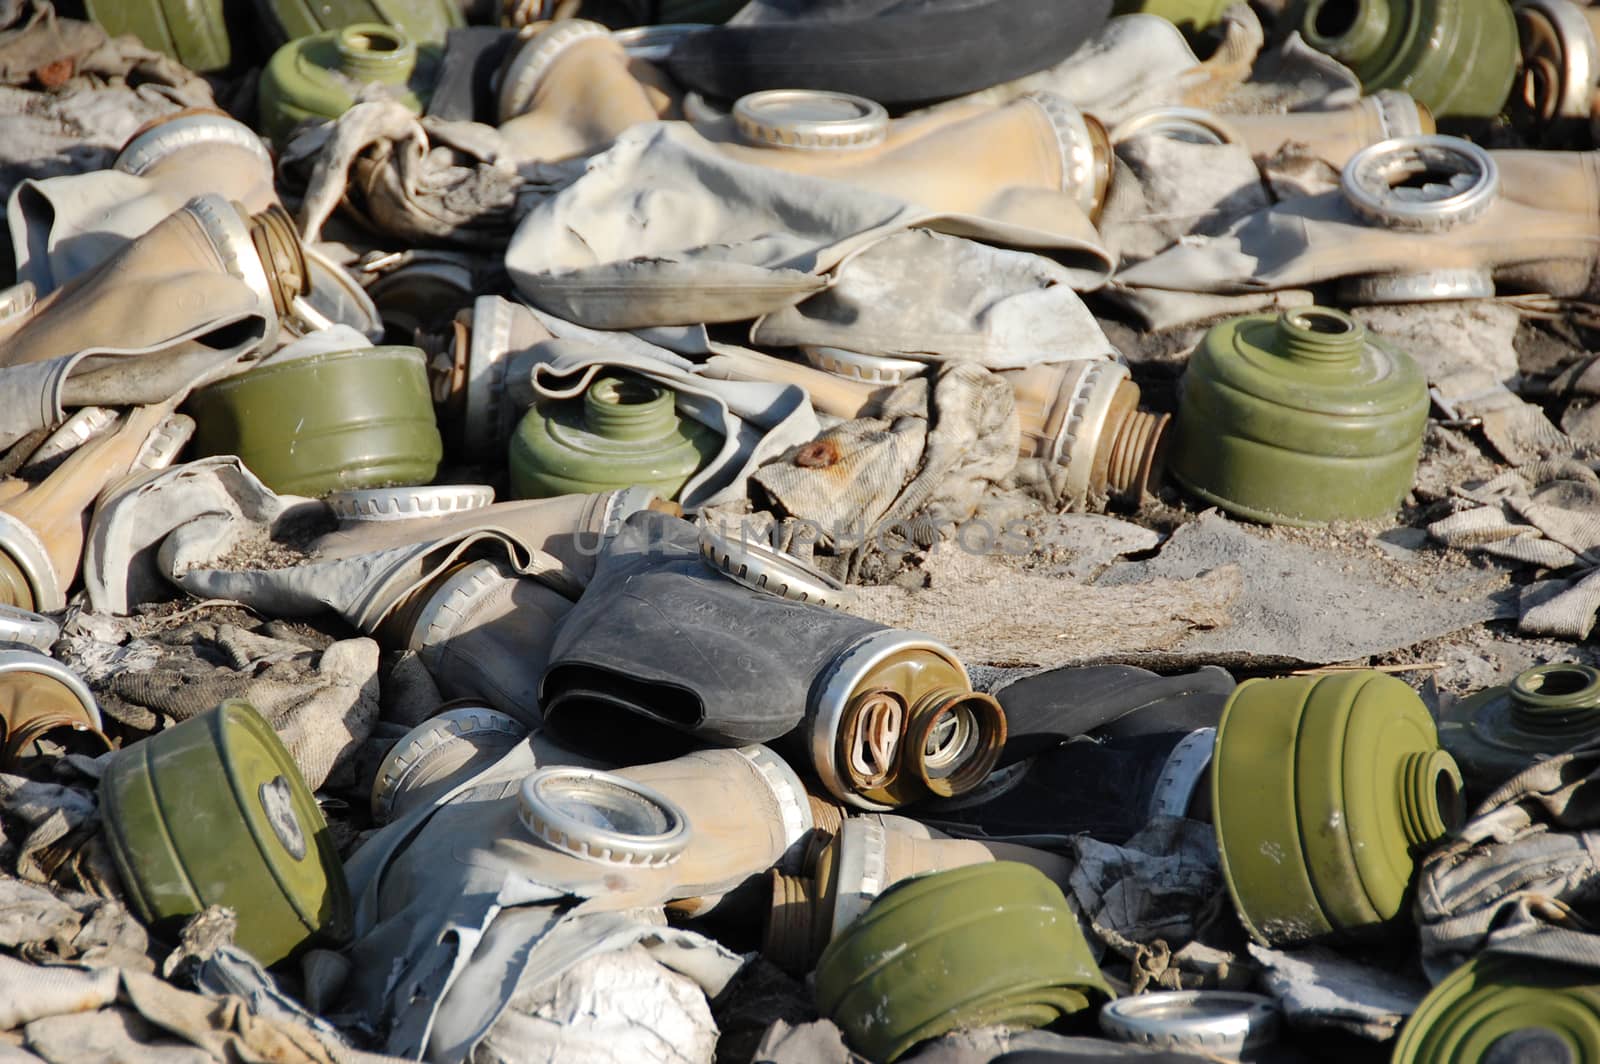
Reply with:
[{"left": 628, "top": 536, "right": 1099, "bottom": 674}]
[
  {"left": 1300, "top": 0, "right": 1519, "bottom": 121},
  {"left": 509, "top": 375, "right": 720, "bottom": 502},
  {"left": 1393, "top": 955, "right": 1600, "bottom": 1063},
  {"left": 1213, "top": 672, "right": 1463, "bottom": 947},
  {"left": 815, "top": 861, "right": 1111, "bottom": 1063},
  {"left": 100, "top": 700, "right": 352, "bottom": 967},
  {"left": 259, "top": 24, "right": 437, "bottom": 144},
  {"left": 260, "top": 0, "right": 461, "bottom": 48},
  {"left": 188, "top": 344, "right": 443, "bottom": 499},
  {"left": 1442, "top": 663, "right": 1600, "bottom": 800},
  {"left": 1171, "top": 307, "right": 1428, "bottom": 527},
  {"left": 84, "top": 0, "right": 231, "bottom": 73}
]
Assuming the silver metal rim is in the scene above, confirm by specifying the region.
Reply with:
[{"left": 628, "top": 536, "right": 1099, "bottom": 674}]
[
  {"left": 827, "top": 817, "right": 888, "bottom": 940},
  {"left": 0, "top": 282, "right": 36, "bottom": 327},
  {"left": 808, "top": 629, "right": 963, "bottom": 811},
  {"left": 598, "top": 486, "right": 662, "bottom": 543},
  {"left": 1147, "top": 728, "right": 1216, "bottom": 820},
  {"left": 370, "top": 704, "right": 528, "bottom": 821},
  {"left": 183, "top": 194, "right": 277, "bottom": 337},
  {"left": 1516, "top": 0, "right": 1600, "bottom": 120},
  {"left": 1368, "top": 91, "right": 1428, "bottom": 140},
  {"left": 1338, "top": 267, "right": 1496, "bottom": 304},
  {"left": 498, "top": 20, "right": 612, "bottom": 123},
  {"left": 115, "top": 113, "right": 273, "bottom": 178},
  {"left": 129, "top": 413, "right": 195, "bottom": 475},
  {"left": 698, "top": 523, "right": 852, "bottom": 610},
  {"left": 23, "top": 408, "right": 119, "bottom": 471},
  {"left": 405, "top": 558, "right": 514, "bottom": 655},
  {"left": 1110, "top": 105, "right": 1241, "bottom": 147},
  {"left": 0, "top": 606, "right": 59, "bottom": 652},
  {"left": 464, "top": 295, "right": 517, "bottom": 461},
  {"left": 1341, "top": 135, "right": 1499, "bottom": 233},
  {"left": 683, "top": 92, "right": 725, "bottom": 125},
  {"left": 0, "top": 512, "right": 63, "bottom": 612},
  {"left": 326, "top": 485, "right": 495, "bottom": 523},
  {"left": 1100, "top": 991, "right": 1282, "bottom": 1053},
  {"left": 802, "top": 346, "right": 926, "bottom": 386},
  {"left": 733, "top": 90, "right": 890, "bottom": 152},
  {"left": 1025, "top": 92, "right": 1104, "bottom": 216},
  {"left": 517, "top": 767, "right": 691, "bottom": 867},
  {"left": 737, "top": 745, "right": 814, "bottom": 850},
  {"left": 1052, "top": 361, "right": 1129, "bottom": 505},
  {"left": 612, "top": 23, "right": 710, "bottom": 62},
  {"left": 0, "top": 650, "right": 101, "bottom": 731}
]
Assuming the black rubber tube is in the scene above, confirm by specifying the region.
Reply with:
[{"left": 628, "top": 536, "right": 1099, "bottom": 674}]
[{"left": 666, "top": 0, "right": 1114, "bottom": 107}]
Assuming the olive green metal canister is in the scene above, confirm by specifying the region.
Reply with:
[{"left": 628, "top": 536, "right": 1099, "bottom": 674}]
[
  {"left": 84, "top": 0, "right": 231, "bottom": 73},
  {"left": 1212, "top": 672, "right": 1464, "bottom": 947},
  {"left": 258, "top": 24, "right": 436, "bottom": 144},
  {"left": 815, "top": 862, "right": 1112, "bottom": 1063},
  {"left": 1170, "top": 307, "right": 1428, "bottom": 527},
  {"left": 509, "top": 375, "right": 720, "bottom": 502},
  {"left": 1393, "top": 955, "right": 1600, "bottom": 1064},
  {"left": 258, "top": 0, "right": 462, "bottom": 48},
  {"left": 1112, "top": 0, "right": 1237, "bottom": 33},
  {"left": 1442, "top": 664, "right": 1600, "bottom": 801},
  {"left": 99, "top": 700, "right": 353, "bottom": 967},
  {"left": 1300, "top": 0, "right": 1519, "bottom": 120},
  {"left": 187, "top": 345, "right": 442, "bottom": 498}
]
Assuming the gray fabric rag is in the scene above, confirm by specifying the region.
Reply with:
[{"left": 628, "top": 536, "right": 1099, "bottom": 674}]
[
  {"left": 1415, "top": 744, "right": 1600, "bottom": 982},
  {"left": 751, "top": 362, "right": 1019, "bottom": 577},
  {"left": 56, "top": 607, "right": 378, "bottom": 792},
  {"left": 1068, "top": 818, "right": 1221, "bottom": 952},
  {"left": 0, "top": 874, "right": 147, "bottom": 970},
  {"left": 504, "top": 121, "right": 1113, "bottom": 330},
  {"left": 1247, "top": 944, "right": 1426, "bottom": 1041},
  {"left": 71, "top": 620, "right": 379, "bottom": 791},
  {"left": 1098, "top": 137, "right": 1271, "bottom": 267},
  {"left": 1350, "top": 302, "right": 1572, "bottom": 468},
  {"left": 0, "top": 772, "right": 122, "bottom": 901},
  {"left": 750, "top": 229, "right": 1116, "bottom": 369},
  {"left": 283, "top": 101, "right": 524, "bottom": 250},
  {"left": 469, "top": 942, "right": 720, "bottom": 1064},
  {"left": 1428, "top": 459, "right": 1600, "bottom": 638},
  {"left": 0, "top": 5, "right": 212, "bottom": 215}
]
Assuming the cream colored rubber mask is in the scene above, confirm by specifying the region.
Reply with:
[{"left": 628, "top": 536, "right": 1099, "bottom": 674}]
[
  {"left": 497, "top": 21, "right": 681, "bottom": 164},
  {"left": 1119, "top": 138, "right": 1600, "bottom": 302}
]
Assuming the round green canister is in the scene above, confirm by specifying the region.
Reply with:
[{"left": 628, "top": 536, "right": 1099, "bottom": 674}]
[
  {"left": 99, "top": 699, "right": 352, "bottom": 968},
  {"left": 259, "top": 0, "right": 461, "bottom": 48},
  {"left": 187, "top": 344, "right": 442, "bottom": 498},
  {"left": 1300, "top": 0, "right": 1519, "bottom": 120},
  {"left": 1170, "top": 306, "right": 1428, "bottom": 527},
  {"left": 1393, "top": 955, "right": 1600, "bottom": 1064},
  {"left": 1112, "top": 0, "right": 1237, "bottom": 32},
  {"left": 259, "top": 24, "right": 437, "bottom": 144},
  {"left": 815, "top": 862, "right": 1112, "bottom": 1063},
  {"left": 84, "top": 0, "right": 230, "bottom": 73},
  {"left": 1442, "top": 663, "right": 1600, "bottom": 801},
  {"left": 1212, "top": 671, "right": 1464, "bottom": 947},
  {"left": 509, "top": 375, "right": 720, "bottom": 502}
]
